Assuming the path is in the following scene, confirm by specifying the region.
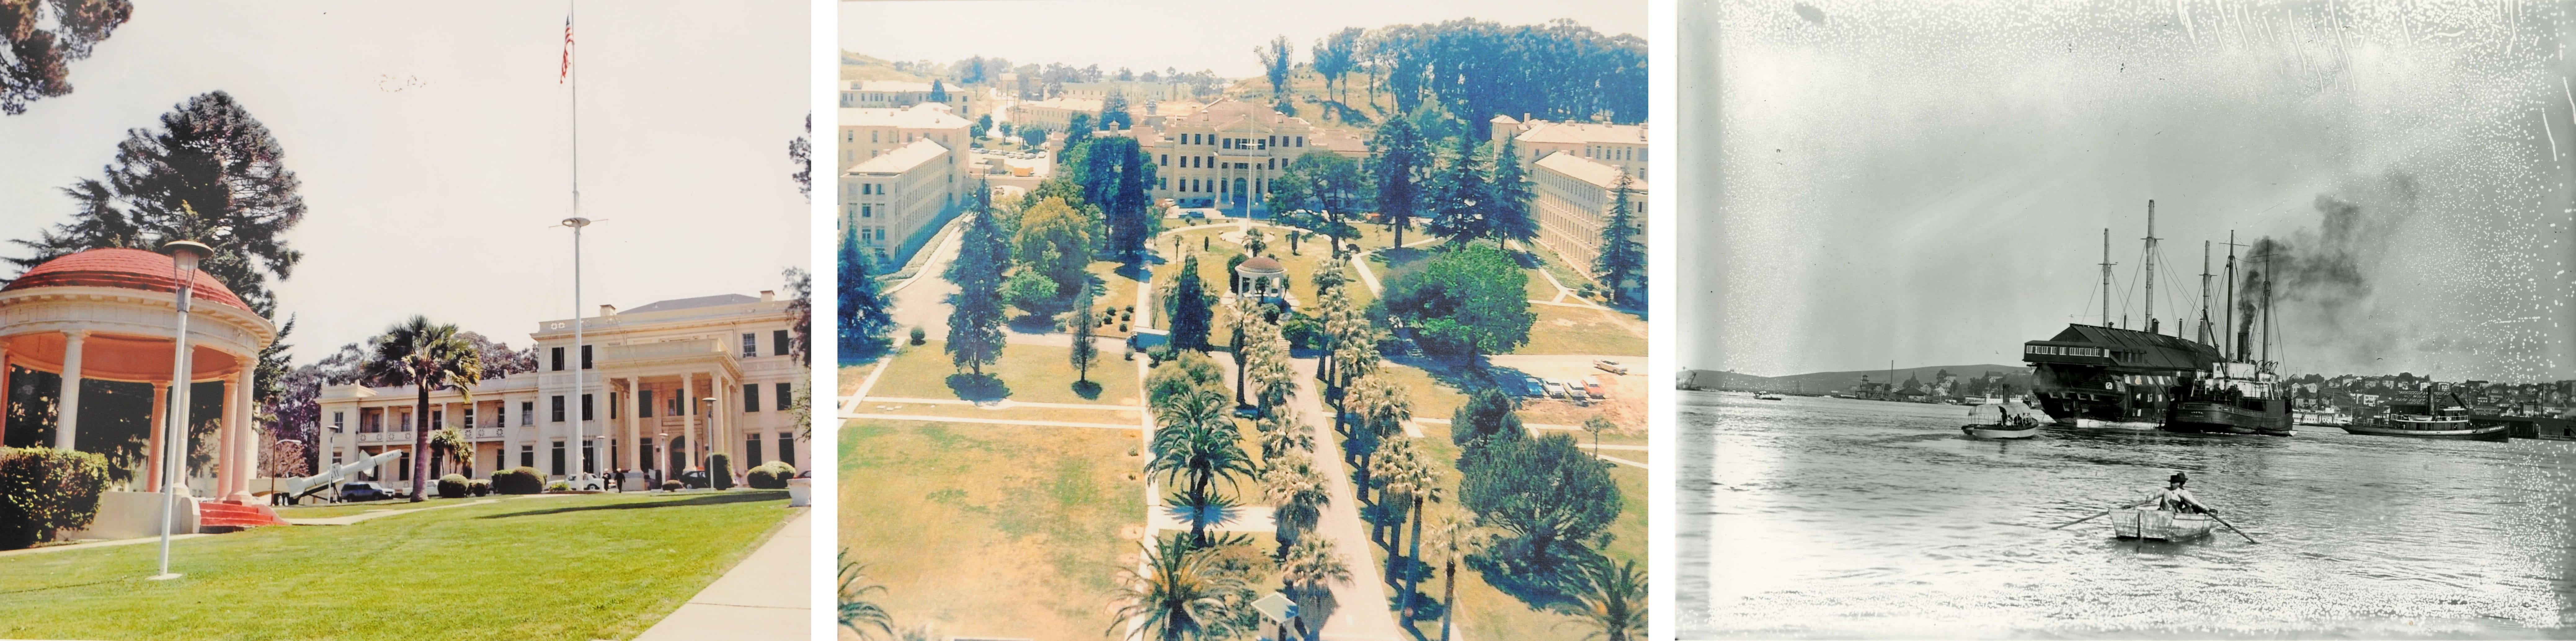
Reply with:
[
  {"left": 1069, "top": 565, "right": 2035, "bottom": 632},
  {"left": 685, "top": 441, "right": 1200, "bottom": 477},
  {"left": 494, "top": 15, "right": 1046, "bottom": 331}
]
[
  {"left": 1285, "top": 357, "right": 1407, "bottom": 640},
  {"left": 0, "top": 533, "right": 209, "bottom": 559},
  {"left": 279, "top": 498, "right": 498, "bottom": 525},
  {"left": 635, "top": 509, "right": 811, "bottom": 641}
]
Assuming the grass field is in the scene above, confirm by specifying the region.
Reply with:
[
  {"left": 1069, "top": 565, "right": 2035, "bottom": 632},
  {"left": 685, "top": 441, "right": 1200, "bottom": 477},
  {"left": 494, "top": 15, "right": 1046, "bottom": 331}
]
[
  {"left": 270, "top": 496, "right": 485, "bottom": 519},
  {"left": 840, "top": 419, "right": 1144, "bottom": 639},
  {"left": 0, "top": 492, "right": 794, "bottom": 641},
  {"left": 868, "top": 341, "right": 1143, "bottom": 406},
  {"left": 1517, "top": 305, "right": 1647, "bottom": 356}
]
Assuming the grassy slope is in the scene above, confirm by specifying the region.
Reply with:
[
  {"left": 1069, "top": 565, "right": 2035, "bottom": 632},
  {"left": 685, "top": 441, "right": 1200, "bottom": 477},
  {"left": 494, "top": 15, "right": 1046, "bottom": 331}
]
[
  {"left": 869, "top": 341, "right": 1143, "bottom": 407},
  {"left": 0, "top": 492, "right": 793, "bottom": 641}
]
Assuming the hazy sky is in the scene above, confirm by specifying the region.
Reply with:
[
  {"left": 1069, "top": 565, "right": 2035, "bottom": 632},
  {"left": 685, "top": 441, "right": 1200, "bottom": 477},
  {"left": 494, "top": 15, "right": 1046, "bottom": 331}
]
[
  {"left": 0, "top": 1, "right": 810, "bottom": 363},
  {"left": 840, "top": 0, "right": 1646, "bottom": 78},
  {"left": 1686, "top": 0, "right": 2575, "bottom": 382}
]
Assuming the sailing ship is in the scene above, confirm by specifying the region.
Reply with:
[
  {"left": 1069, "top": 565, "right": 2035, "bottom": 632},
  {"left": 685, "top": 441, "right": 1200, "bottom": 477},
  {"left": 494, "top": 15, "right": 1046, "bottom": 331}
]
[{"left": 2341, "top": 386, "right": 2507, "bottom": 441}]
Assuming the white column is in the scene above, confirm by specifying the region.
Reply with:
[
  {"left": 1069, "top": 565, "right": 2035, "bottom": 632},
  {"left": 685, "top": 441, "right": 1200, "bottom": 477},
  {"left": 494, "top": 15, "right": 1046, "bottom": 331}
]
[
  {"left": 227, "top": 368, "right": 255, "bottom": 503},
  {"left": 215, "top": 376, "right": 237, "bottom": 501},
  {"left": 682, "top": 373, "right": 697, "bottom": 470},
  {"left": 144, "top": 382, "right": 168, "bottom": 486},
  {"left": 623, "top": 376, "right": 639, "bottom": 472},
  {"left": 54, "top": 331, "right": 86, "bottom": 450}
]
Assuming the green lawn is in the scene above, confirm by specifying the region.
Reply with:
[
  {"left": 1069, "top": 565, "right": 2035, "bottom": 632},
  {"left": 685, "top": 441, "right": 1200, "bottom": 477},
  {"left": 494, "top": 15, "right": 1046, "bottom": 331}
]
[
  {"left": 1516, "top": 305, "right": 1647, "bottom": 356},
  {"left": 0, "top": 492, "right": 794, "bottom": 641},
  {"left": 270, "top": 496, "right": 485, "bottom": 519},
  {"left": 868, "top": 341, "right": 1144, "bottom": 406},
  {"left": 840, "top": 419, "right": 1144, "bottom": 639}
]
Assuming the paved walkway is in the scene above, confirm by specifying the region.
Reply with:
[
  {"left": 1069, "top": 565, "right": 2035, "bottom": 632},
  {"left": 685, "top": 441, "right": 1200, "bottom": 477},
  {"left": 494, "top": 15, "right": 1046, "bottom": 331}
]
[
  {"left": 280, "top": 498, "right": 497, "bottom": 526},
  {"left": 635, "top": 509, "right": 811, "bottom": 641},
  {"left": 0, "top": 533, "right": 210, "bottom": 559},
  {"left": 1285, "top": 357, "right": 1406, "bottom": 640}
]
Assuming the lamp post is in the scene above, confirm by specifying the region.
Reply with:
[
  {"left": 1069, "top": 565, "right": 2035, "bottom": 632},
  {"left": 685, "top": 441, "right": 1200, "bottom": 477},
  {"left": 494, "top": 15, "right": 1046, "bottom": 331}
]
[
  {"left": 151, "top": 239, "right": 211, "bottom": 581},
  {"left": 559, "top": 217, "right": 591, "bottom": 488}
]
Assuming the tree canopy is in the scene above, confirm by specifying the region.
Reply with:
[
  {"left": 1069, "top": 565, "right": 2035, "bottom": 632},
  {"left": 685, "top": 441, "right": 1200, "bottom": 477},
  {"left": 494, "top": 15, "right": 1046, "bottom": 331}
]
[
  {"left": 1364, "top": 19, "right": 1647, "bottom": 139},
  {"left": 837, "top": 229, "right": 893, "bottom": 355},
  {"left": 1375, "top": 244, "right": 1533, "bottom": 360},
  {"left": 944, "top": 207, "right": 1012, "bottom": 375},
  {"left": 1592, "top": 170, "right": 1645, "bottom": 306},
  {"left": 1460, "top": 432, "right": 1621, "bottom": 564},
  {"left": 1366, "top": 118, "right": 1430, "bottom": 248},
  {"left": 0, "top": 0, "right": 131, "bottom": 115},
  {"left": 1165, "top": 254, "right": 1215, "bottom": 351}
]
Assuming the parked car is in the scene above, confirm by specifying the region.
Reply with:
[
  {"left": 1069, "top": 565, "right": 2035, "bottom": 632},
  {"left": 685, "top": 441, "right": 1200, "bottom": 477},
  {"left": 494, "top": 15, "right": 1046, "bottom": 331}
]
[
  {"left": 1542, "top": 380, "right": 1572, "bottom": 399},
  {"left": 1521, "top": 375, "right": 1547, "bottom": 397},
  {"left": 560, "top": 473, "right": 604, "bottom": 491},
  {"left": 1594, "top": 360, "right": 1629, "bottom": 375},
  {"left": 1583, "top": 376, "right": 1608, "bottom": 399},
  {"left": 337, "top": 481, "right": 393, "bottom": 502},
  {"left": 678, "top": 469, "right": 710, "bottom": 489}
]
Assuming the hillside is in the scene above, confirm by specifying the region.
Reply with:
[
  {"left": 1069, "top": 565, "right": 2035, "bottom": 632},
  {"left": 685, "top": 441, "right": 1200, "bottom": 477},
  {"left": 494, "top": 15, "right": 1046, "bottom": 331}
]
[{"left": 840, "top": 51, "right": 929, "bottom": 82}]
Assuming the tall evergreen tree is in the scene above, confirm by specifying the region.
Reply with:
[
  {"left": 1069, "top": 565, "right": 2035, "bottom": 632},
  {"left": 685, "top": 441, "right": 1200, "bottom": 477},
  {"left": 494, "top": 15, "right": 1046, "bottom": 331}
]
[
  {"left": 1, "top": 0, "right": 131, "bottom": 115},
  {"left": 1068, "top": 288, "right": 1099, "bottom": 385},
  {"left": 1488, "top": 138, "right": 1537, "bottom": 245},
  {"left": 1257, "top": 35, "right": 1294, "bottom": 103},
  {"left": 837, "top": 228, "right": 893, "bottom": 355},
  {"left": 1099, "top": 92, "right": 1131, "bottom": 130},
  {"left": 1592, "top": 170, "right": 1646, "bottom": 306},
  {"left": 1426, "top": 137, "right": 1490, "bottom": 244},
  {"left": 1059, "top": 113, "right": 1094, "bottom": 161},
  {"left": 1165, "top": 254, "right": 1215, "bottom": 351},
  {"left": 1366, "top": 118, "right": 1429, "bottom": 249},
  {"left": 944, "top": 208, "right": 1012, "bottom": 375},
  {"left": 928, "top": 79, "right": 948, "bottom": 103}
]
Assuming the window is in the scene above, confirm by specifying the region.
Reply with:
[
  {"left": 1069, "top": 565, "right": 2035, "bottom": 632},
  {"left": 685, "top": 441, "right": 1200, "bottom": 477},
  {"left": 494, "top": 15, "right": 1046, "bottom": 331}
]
[
  {"left": 640, "top": 439, "right": 656, "bottom": 471},
  {"left": 398, "top": 451, "right": 411, "bottom": 481},
  {"left": 551, "top": 347, "right": 564, "bottom": 371},
  {"left": 581, "top": 393, "right": 594, "bottom": 421},
  {"left": 1160, "top": 154, "right": 1169, "bottom": 166},
  {"left": 332, "top": 452, "right": 342, "bottom": 466},
  {"left": 608, "top": 393, "right": 617, "bottom": 420},
  {"left": 551, "top": 441, "right": 566, "bottom": 475},
  {"left": 551, "top": 396, "right": 565, "bottom": 422},
  {"left": 520, "top": 444, "right": 534, "bottom": 469},
  {"left": 639, "top": 389, "right": 655, "bottom": 418},
  {"left": 746, "top": 437, "right": 763, "bottom": 466},
  {"left": 582, "top": 443, "right": 595, "bottom": 474},
  {"left": 778, "top": 433, "right": 795, "bottom": 467},
  {"left": 773, "top": 330, "right": 791, "bottom": 356},
  {"left": 745, "top": 384, "right": 762, "bottom": 413},
  {"left": 464, "top": 407, "right": 476, "bottom": 427},
  {"left": 582, "top": 345, "right": 593, "bottom": 369},
  {"left": 741, "top": 333, "right": 758, "bottom": 357},
  {"left": 432, "top": 410, "right": 443, "bottom": 428},
  {"left": 776, "top": 383, "right": 792, "bottom": 412},
  {"left": 332, "top": 412, "right": 344, "bottom": 433},
  {"left": 520, "top": 401, "right": 533, "bottom": 426},
  {"left": 669, "top": 395, "right": 683, "bottom": 417},
  {"left": 861, "top": 204, "right": 872, "bottom": 218}
]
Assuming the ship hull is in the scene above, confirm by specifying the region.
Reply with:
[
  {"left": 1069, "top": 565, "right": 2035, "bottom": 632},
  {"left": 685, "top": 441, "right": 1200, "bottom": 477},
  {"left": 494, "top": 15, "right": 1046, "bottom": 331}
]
[
  {"left": 2172, "top": 400, "right": 2293, "bottom": 436},
  {"left": 2339, "top": 422, "right": 2508, "bottom": 441}
]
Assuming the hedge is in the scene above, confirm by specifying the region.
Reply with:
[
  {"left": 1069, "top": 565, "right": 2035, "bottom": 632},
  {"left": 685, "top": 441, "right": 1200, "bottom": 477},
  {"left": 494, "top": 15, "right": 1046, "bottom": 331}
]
[
  {"left": 708, "top": 453, "right": 735, "bottom": 491},
  {"left": 436, "top": 474, "right": 469, "bottom": 499},
  {"left": 0, "top": 448, "right": 113, "bottom": 550},
  {"left": 493, "top": 467, "right": 546, "bottom": 495},
  {"left": 746, "top": 462, "right": 797, "bottom": 489},
  {"left": 467, "top": 479, "right": 491, "bottom": 497}
]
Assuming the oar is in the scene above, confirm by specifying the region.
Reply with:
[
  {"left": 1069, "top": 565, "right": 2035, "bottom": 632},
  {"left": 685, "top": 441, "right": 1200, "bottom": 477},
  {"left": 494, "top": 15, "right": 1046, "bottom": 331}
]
[
  {"left": 2050, "top": 499, "right": 2148, "bottom": 530},
  {"left": 2206, "top": 511, "right": 2259, "bottom": 544}
]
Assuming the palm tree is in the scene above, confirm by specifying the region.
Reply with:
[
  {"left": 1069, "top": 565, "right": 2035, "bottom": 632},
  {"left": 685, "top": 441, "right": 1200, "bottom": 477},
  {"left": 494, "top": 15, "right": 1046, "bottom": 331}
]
[
  {"left": 1368, "top": 438, "right": 1427, "bottom": 577},
  {"left": 1110, "top": 536, "right": 1251, "bottom": 641},
  {"left": 1556, "top": 558, "right": 1648, "bottom": 641},
  {"left": 1148, "top": 389, "right": 1254, "bottom": 545},
  {"left": 1277, "top": 538, "right": 1352, "bottom": 641},
  {"left": 429, "top": 427, "right": 472, "bottom": 478},
  {"left": 838, "top": 548, "right": 895, "bottom": 639},
  {"left": 1582, "top": 414, "right": 1615, "bottom": 453},
  {"left": 1400, "top": 473, "right": 1449, "bottom": 619},
  {"left": 1228, "top": 296, "right": 1266, "bottom": 405},
  {"left": 1255, "top": 411, "right": 1313, "bottom": 461},
  {"left": 1344, "top": 374, "right": 1410, "bottom": 504},
  {"left": 1422, "top": 511, "right": 1492, "bottom": 641},
  {"left": 1261, "top": 455, "right": 1330, "bottom": 553},
  {"left": 360, "top": 315, "right": 483, "bottom": 502}
]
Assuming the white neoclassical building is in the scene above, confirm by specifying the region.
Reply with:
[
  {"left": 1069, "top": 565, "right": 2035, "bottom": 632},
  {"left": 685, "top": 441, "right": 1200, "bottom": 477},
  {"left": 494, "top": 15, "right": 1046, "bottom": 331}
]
[
  {"left": 1141, "top": 98, "right": 1324, "bottom": 214},
  {"left": 316, "top": 291, "right": 807, "bottom": 489},
  {"left": 0, "top": 248, "right": 282, "bottom": 532},
  {"left": 1490, "top": 114, "right": 1649, "bottom": 182}
]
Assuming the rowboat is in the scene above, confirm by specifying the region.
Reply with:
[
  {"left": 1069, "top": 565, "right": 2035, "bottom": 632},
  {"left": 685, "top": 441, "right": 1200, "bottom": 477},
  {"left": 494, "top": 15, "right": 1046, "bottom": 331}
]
[
  {"left": 1961, "top": 423, "right": 2039, "bottom": 439},
  {"left": 1960, "top": 403, "right": 2042, "bottom": 439},
  {"left": 2111, "top": 507, "right": 2215, "bottom": 541},
  {"left": 1754, "top": 393, "right": 1784, "bottom": 400}
]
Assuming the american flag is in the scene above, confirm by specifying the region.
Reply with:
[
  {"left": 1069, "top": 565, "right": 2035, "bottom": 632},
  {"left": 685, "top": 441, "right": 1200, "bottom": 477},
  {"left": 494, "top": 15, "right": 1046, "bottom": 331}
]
[{"left": 559, "top": 14, "right": 574, "bottom": 83}]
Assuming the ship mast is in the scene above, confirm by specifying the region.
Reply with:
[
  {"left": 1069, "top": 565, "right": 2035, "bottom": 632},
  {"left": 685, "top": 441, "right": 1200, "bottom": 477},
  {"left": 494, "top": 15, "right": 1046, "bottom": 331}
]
[
  {"left": 2099, "top": 228, "right": 2115, "bottom": 327},
  {"left": 2197, "top": 240, "right": 2213, "bottom": 346},
  {"left": 2223, "top": 232, "right": 2242, "bottom": 361},
  {"left": 2142, "top": 200, "right": 2157, "bottom": 335}
]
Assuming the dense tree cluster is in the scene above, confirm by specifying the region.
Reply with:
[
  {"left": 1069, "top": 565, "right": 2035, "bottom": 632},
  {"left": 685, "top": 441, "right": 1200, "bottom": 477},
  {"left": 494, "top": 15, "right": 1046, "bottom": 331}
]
[
  {"left": 0, "top": 0, "right": 131, "bottom": 115},
  {"left": 1374, "top": 245, "right": 1535, "bottom": 360}
]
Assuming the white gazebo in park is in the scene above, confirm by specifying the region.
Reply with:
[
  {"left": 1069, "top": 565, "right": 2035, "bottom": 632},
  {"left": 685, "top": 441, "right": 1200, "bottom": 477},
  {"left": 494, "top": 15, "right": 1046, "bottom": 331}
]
[
  {"left": 0, "top": 247, "right": 284, "bottom": 535},
  {"left": 1232, "top": 255, "right": 1295, "bottom": 309}
]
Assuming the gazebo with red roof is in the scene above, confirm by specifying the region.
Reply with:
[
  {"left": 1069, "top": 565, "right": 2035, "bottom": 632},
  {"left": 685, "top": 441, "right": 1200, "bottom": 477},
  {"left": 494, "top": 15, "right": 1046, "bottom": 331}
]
[{"left": 0, "top": 248, "right": 279, "bottom": 513}]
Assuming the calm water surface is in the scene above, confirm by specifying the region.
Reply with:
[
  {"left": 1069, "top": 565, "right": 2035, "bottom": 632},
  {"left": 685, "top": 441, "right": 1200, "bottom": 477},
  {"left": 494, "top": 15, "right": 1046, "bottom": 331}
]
[{"left": 1677, "top": 391, "right": 2576, "bottom": 638}]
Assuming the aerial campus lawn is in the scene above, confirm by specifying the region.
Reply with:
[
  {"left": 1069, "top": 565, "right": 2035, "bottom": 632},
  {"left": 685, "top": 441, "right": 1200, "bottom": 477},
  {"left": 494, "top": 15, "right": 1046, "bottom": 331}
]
[
  {"left": 1394, "top": 421, "right": 1649, "bottom": 640},
  {"left": 0, "top": 491, "right": 796, "bottom": 641},
  {"left": 840, "top": 419, "right": 1144, "bottom": 639},
  {"left": 1153, "top": 223, "right": 1374, "bottom": 334},
  {"left": 867, "top": 340, "right": 1144, "bottom": 407}
]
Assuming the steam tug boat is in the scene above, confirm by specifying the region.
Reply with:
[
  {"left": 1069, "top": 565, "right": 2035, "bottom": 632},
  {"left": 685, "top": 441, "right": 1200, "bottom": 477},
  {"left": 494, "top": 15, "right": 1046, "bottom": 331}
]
[{"left": 2342, "top": 387, "right": 2508, "bottom": 441}]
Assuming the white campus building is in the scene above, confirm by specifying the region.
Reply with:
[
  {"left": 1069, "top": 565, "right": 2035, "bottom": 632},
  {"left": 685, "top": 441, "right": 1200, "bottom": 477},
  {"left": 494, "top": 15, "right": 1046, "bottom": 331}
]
[
  {"left": 1011, "top": 96, "right": 1104, "bottom": 133},
  {"left": 1529, "top": 151, "right": 1648, "bottom": 289},
  {"left": 1490, "top": 114, "right": 1649, "bottom": 182},
  {"left": 315, "top": 291, "right": 808, "bottom": 488},
  {"left": 839, "top": 104, "right": 972, "bottom": 265},
  {"left": 1140, "top": 98, "right": 1324, "bottom": 214},
  {"left": 840, "top": 80, "right": 962, "bottom": 110}
]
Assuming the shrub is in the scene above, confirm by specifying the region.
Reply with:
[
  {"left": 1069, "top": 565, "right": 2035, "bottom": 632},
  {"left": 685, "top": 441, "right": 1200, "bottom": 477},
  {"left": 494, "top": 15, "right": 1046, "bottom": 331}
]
[
  {"left": 436, "top": 474, "right": 469, "bottom": 499},
  {"left": 467, "top": 479, "right": 491, "bottom": 497},
  {"left": 547, "top": 481, "right": 570, "bottom": 492},
  {"left": 493, "top": 467, "right": 546, "bottom": 495},
  {"left": 0, "top": 448, "right": 113, "bottom": 550},
  {"left": 909, "top": 327, "right": 927, "bottom": 345},
  {"left": 661, "top": 480, "right": 683, "bottom": 492},
  {"left": 708, "top": 453, "right": 735, "bottom": 491},
  {"left": 746, "top": 462, "right": 798, "bottom": 489}
]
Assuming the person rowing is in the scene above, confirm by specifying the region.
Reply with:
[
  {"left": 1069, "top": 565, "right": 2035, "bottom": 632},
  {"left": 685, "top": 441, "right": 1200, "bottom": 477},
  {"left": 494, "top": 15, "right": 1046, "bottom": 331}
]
[{"left": 2147, "top": 471, "right": 2217, "bottom": 515}]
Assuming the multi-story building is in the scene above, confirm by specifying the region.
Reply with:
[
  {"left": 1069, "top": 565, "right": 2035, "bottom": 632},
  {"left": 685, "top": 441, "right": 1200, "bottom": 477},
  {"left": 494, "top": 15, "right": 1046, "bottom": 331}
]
[
  {"left": 841, "top": 138, "right": 956, "bottom": 264},
  {"left": 317, "top": 292, "right": 808, "bottom": 489},
  {"left": 1490, "top": 114, "right": 1649, "bottom": 181},
  {"left": 839, "top": 104, "right": 971, "bottom": 171},
  {"left": 1060, "top": 80, "right": 1190, "bottom": 102},
  {"left": 1531, "top": 151, "right": 1647, "bottom": 288},
  {"left": 841, "top": 80, "right": 960, "bottom": 109},
  {"left": 1012, "top": 96, "right": 1104, "bottom": 133},
  {"left": 1142, "top": 98, "right": 1322, "bottom": 214}
]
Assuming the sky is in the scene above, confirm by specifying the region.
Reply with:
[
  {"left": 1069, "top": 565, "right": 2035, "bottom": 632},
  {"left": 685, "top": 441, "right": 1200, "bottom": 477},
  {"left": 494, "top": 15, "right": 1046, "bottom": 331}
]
[
  {"left": 839, "top": 0, "right": 1646, "bottom": 78},
  {"left": 0, "top": 1, "right": 811, "bottom": 364},
  {"left": 1683, "top": 0, "right": 2576, "bottom": 383}
]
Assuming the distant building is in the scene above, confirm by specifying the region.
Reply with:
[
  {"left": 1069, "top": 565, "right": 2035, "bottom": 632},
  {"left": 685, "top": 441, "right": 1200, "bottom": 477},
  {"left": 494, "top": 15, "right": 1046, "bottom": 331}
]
[
  {"left": 841, "top": 79, "right": 960, "bottom": 109},
  {"left": 1060, "top": 80, "right": 1190, "bottom": 102},
  {"left": 1012, "top": 96, "right": 1104, "bottom": 133},
  {"left": 1530, "top": 152, "right": 1647, "bottom": 288},
  {"left": 1141, "top": 98, "right": 1325, "bottom": 214},
  {"left": 1490, "top": 114, "right": 1648, "bottom": 181},
  {"left": 841, "top": 139, "right": 956, "bottom": 264},
  {"left": 838, "top": 104, "right": 971, "bottom": 172}
]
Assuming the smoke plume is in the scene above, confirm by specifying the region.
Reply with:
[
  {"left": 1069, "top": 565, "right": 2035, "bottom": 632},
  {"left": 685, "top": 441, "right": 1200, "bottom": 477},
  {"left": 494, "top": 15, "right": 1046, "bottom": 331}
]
[{"left": 2235, "top": 172, "right": 2418, "bottom": 365}]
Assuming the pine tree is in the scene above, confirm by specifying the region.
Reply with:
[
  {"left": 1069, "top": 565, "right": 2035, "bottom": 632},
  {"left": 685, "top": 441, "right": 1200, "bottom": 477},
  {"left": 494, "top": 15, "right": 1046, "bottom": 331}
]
[
  {"left": 1368, "top": 118, "right": 1429, "bottom": 249},
  {"left": 1592, "top": 170, "right": 1646, "bottom": 307},
  {"left": 1427, "top": 137, "right": 1490, "bottom": 244},
  {"left": 1166, "top": 254, "right": 1215, "bottom": 351},
  {"left": 1488, "top": 138, "right": 1537, "bottom": 246},
  {"left": 1067, "top": 288, "right": 1099, "bottom": 385},
  {"left": 928, "top": 79, "right": 948, "bottom": 103},
  {"left": 944, "top": 208, "right": 1012, "bottom": 375},
  {"left": 838, "top": 228, "right": 893, "bottom": 355}
]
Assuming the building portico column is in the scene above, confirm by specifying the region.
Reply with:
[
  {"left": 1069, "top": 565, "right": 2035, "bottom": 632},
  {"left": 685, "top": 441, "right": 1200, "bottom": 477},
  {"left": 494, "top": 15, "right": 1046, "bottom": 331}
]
[
  {"left": 0, "top": 344, "right": 11, "bottom": 446},
  {"left": 623, "top": 376, "right": 639, "bottom": 473},
  {"left": 144, "top": 382, "right": 168, "bottom": 486},
  {"left": 215, "top": 378, "right": 238, "bottom": 501},
  {"left": 54, "top": 331, "right": 86, "bottom": 450},
  {"left": 226, "top": 367, "right": 255, "bottom": 503},
  {"left": 682, "top": 372, "right": 698, "bottom": 470}
]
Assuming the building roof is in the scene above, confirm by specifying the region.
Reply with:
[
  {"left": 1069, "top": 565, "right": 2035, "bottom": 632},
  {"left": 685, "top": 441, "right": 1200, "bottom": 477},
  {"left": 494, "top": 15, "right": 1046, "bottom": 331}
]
[
  {"left": 1533, "top": 152, "right": 1646, "bottom": 192},
  {"left": 1022, "top": 96, "right": 1104, "bottom": 113},
  {"left": 1310, "top": 129, "right": 1370, "bottom": 157},
  {"left": 1237, "top": 256, "right": 1285, "bottom": 273},
  {"left": 851, "top": 80, "right": 935, "bottom": 93},
  {"left": 1515, "top": 120, "right": 1647, "bottom": 146},
  {"left": 2037, "top": 324, "right": 2221, "bottom": 372},
  {"left": 2, "top": 247, "right": 252, "bottom": 311},
  {"left": 620, "top": 293, "right": 763, "bottom": 315},
  {"left": 848, "top": 138, "right": 950, "bottom": 175},
  {"left": 841, "top": 104, "right": 970, "bottom": 130},
  {"left": 1173, "top": 98, "right": 1308, "bottom": 130}
]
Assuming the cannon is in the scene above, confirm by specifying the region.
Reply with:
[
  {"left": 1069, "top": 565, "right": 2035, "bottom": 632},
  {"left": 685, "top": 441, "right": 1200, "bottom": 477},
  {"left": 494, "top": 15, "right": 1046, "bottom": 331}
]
[{"left": 275, "top": 450, "right": 406, "bottom": 505}]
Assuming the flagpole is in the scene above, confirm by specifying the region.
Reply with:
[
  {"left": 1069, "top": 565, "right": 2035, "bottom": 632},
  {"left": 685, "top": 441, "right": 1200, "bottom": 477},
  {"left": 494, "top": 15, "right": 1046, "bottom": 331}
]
[{"left": 564, "top": 2, "right": 587, "bottom": 488}]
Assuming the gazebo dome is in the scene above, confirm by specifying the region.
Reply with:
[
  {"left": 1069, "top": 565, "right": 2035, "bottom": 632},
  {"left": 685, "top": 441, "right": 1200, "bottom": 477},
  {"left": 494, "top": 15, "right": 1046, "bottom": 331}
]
[
  {"left": 3, "top": 248, "right": 251, "bottom": 312},
  {"left": 1236, "top": 256, "right": 1285, "bottom": 275}
]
